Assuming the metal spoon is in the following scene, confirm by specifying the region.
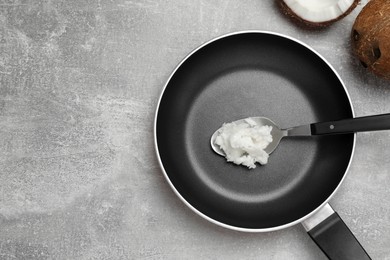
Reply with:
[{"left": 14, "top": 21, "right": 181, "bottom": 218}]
[{"left": 211, "top": 114, "right": 390, "bottom": 156}]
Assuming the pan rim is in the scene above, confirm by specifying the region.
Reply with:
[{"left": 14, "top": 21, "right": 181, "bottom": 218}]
[{"left": 154, "top": 30, "right": 356, "bottom": 232}]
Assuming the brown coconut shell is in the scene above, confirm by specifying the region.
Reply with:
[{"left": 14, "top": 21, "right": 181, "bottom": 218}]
[
  {"left": 277, "top": 0, "right": 360, "bottom": 29},
  {"left": 352, "top": 0, "right": 390, "bottom": 79}
]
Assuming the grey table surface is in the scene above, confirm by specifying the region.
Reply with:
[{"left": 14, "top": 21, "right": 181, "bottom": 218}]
[{"left": 1, "top": 0, "right": 390, "bottom": 259}]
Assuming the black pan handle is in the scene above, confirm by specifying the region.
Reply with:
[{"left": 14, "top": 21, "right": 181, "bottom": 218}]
[
  {"left": 311, "top": 113, "right": 390, "bottom": 135},
  {"left": 302, "top": 204, "right": 371, "bottom": 260}
]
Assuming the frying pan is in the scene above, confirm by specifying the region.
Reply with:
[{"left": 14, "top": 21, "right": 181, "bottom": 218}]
[{"left": 154, "top": 31, "right": 371, "bottom": 259}]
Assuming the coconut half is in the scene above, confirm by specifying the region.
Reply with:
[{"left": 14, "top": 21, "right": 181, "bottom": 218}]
[{"left": 278, "top": 0, "right": 359, "bottom": 28}]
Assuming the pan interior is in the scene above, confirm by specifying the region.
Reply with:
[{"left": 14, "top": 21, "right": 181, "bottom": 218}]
[{"left": 156, "top": 32, "right": 354, "bottom": 229}]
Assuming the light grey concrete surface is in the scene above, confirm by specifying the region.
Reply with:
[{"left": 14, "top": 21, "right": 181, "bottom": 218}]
[{"left": 0, "top": 0, "right": 389, "bottom": 259}]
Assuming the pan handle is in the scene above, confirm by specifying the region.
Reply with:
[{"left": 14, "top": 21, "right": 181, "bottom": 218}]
[{"left": 302, "top": 204, "right": 371, "bottom": 260}]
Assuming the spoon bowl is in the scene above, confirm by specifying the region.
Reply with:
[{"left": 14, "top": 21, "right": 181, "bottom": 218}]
[{"left": 210, "top": 117, "right": 286, "bottom": 156}]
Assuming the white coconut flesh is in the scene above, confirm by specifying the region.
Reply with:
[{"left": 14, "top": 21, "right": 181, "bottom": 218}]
[{"left": 283, "top": 0, "right": 356, "bottom": 23}]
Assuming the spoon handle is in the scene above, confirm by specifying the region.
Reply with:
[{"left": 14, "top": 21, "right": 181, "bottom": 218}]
[{"left": 311, "top": 113, "right": 390, "bottom": 135}]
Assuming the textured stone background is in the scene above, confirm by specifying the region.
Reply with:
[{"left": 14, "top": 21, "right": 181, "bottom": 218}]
[{"left": 0, "top": 0, "right": 389, "bottom": 259}]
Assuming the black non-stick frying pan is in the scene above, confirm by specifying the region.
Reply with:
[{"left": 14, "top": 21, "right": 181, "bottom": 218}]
[{"left": 155, "top": 31, "right": 371, "bottom": 259}]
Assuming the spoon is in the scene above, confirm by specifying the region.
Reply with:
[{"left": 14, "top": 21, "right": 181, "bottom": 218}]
[{"left": 211, "top": 113, "right": 390, "bottom": 156}]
